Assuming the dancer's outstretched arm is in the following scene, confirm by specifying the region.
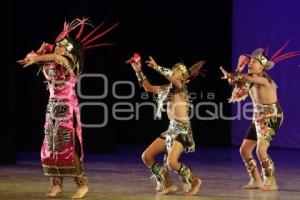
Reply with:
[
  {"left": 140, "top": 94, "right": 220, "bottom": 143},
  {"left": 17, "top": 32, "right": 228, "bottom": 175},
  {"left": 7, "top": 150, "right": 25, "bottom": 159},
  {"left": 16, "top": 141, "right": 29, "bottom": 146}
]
[
  {"left": 146, "top": 56, "right": 184, "bottom": 90},
  {"left": 130, "top": 59, "right": 164, "bottom": 93},
  {"left": 220, "top": 66, "right": 268, "bottom": 86},
  {"left": 17, "top": 52, "right": 73, "bottom": 73}
]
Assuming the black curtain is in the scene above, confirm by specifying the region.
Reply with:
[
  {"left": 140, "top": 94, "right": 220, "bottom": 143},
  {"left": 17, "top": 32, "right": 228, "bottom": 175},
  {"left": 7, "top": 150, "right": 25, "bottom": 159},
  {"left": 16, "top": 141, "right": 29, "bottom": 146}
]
[{"left": 9, "top": 0, "right": 232, "bottom": 156}]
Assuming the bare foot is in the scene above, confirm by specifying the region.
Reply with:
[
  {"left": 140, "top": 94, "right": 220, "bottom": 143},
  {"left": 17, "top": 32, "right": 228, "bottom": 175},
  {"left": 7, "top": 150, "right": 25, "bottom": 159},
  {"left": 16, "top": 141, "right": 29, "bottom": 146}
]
[
  {"left": 71, "top": 186, "right": 89, "bottom": 199},
  {"left": 156, "top": 185, "right": 177, "bottom": 195},
  {"left": 46, "top": 185, "right": 62, "bottom": 197},
  {"left": 261, "top": 176, "right": 278, "bottom": 191},
  {"left": 261, "top": 184, "right": 278, "bottom": 191},
  {"left": 184, "top": 178, "right": 202, "bottom": 196},
  {"left": 242, "top": 182, "right": 264, "bottom": 189}
]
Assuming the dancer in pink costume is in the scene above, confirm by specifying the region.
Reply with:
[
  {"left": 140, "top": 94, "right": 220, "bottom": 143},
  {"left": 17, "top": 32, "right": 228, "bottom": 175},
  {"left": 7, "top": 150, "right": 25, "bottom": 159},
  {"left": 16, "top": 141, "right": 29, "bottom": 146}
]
[{"left": 18, "top": 18, "right": 117, "bottom": 198}]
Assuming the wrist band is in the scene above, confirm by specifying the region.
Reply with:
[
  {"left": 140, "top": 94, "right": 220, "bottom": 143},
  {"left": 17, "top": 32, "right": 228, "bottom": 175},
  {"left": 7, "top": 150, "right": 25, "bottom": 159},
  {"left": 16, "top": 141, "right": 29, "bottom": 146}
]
[
  {"left": 230, "top": 72, "right": 243, "bottom": 83},
  {"left": 135, "top": 71, "right": 147, "bottom": 87}
]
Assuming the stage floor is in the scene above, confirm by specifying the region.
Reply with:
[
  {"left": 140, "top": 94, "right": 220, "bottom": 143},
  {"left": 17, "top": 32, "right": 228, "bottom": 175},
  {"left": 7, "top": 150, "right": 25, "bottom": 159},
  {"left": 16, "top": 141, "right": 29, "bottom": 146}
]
[{"left": 1, "top": 146, "right": 300, "bottom": 200}]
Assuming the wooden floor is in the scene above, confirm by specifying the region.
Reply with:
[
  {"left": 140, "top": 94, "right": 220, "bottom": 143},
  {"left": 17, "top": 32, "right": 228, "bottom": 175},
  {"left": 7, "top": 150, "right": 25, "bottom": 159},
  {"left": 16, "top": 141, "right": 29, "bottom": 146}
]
[{"left": 1, "top": 146, "right": 300, "bottom": 200}]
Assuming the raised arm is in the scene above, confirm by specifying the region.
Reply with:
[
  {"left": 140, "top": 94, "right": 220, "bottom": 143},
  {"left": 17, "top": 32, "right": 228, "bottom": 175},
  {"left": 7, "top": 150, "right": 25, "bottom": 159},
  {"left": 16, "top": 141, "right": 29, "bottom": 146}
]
[
  {"left": 36, "top": 42, "right": 54, "bottom": 54},
  {"left": 235, "top": 55, "right": 249, "bottom": 73},
  {"left": 237, "top": 74, "right": 268, "bottom": 86},
  {"left": 17, "top": 52, "right": 73, "bottom": 73},
  {"left": 220, "top": 66, "right": 268, "bottom": 86},
  {"left": 146, "top": 56, "right": 184, "bottom": 89},
  {"left": 129, "top": 59, "right": 163, "bottom": 94}
]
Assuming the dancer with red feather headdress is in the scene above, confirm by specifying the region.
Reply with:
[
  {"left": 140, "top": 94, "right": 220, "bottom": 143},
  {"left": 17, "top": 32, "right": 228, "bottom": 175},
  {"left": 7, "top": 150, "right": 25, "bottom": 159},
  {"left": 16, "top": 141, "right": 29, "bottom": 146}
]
[
  {"left": 220, "top": 41, "right": 300, "bottom": 191},
  {"left": 17, "top": 17, "right": 117, "bottom": 198}
]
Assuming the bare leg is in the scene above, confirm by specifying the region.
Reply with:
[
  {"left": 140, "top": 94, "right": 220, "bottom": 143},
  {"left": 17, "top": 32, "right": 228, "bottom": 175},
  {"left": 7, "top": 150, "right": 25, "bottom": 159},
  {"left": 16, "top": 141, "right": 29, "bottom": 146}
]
[
  {"left": 47, "top": 177, "right": 63, "bottom": 197},
  {"left": 71, "top": 153, "right": 88, "bottom": 199},
  {"left": 256, "top": 140, "right": 278, "bottom": 191},
  {"left": 167, "top": 140, "right": 184, "bottom": 171},
  {"left": 168, "top": 141, "right": 201, "bottom": 196},
  {"left": 142, "top": 137, "right": 166, "bottom": 167},
  {"left": 240, "top": 139, "right": 263, "bottom": 189},
  {"left": 142, "top": 137, "right": 177, "bottom": 195}
]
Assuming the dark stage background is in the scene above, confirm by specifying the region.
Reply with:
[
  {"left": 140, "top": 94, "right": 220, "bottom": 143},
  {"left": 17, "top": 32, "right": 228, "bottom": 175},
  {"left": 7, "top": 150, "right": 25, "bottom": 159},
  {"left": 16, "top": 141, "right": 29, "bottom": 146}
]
[{"left": 3, "top": 0, "right": 232, "bottom": 163}]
